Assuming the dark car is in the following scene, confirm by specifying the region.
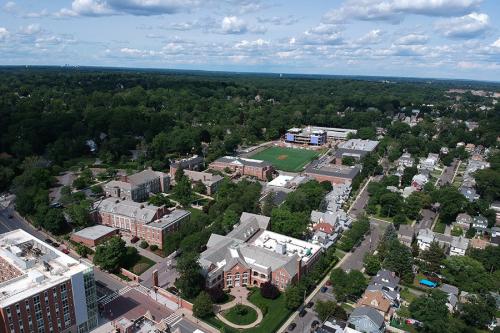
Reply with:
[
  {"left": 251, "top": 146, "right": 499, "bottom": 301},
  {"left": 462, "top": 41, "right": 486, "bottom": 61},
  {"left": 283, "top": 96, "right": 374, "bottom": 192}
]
[
  {"left": 8, "top": 214, "right": 13, "bottom": 219},
  {"left": 311, "top": 320, "right": 320, "bottom": 328},
  {"left": 320, "top": 286, "right": 328, "bottom": 293},
  {"left": 45, "top": 238, "right": 53, "bottom": 244},
  {"left": 52, "top": 242, "right": 60, "bottom": 248},
  {"left": 306, "top": 301, "right": 314, "bottom": 308},
  {"left": 131, "top": 236, "right": 140, "bottom": 244},
  {"left": 299, "top": 309, "right": 307, "bottom": 317},
  {"left": 287, "top": 323, "right": 296, "bottom": 331}
]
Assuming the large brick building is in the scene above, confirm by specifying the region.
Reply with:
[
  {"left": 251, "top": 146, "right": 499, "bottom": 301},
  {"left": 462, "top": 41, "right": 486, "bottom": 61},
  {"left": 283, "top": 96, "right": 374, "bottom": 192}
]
[
  {"left": 92, "top": 198, "right": 190, "bottom": 249},
  {"left": 305, "top": 156, "right": 360, "bottom": 185},
  {"left": 169, "top": 155, "right": 204, "bottom": 177},
  {"left": 104, "top": 169, "right": 170, "bottom": 203},
  {"left": 200, "top": 213, "right": 322, "bottom": 291},
  {"left": 0, "top": 229, "right": 98, "bottom": 333},
  {"left": 209, "top": 156, "right": 274, "bottom": 181}
]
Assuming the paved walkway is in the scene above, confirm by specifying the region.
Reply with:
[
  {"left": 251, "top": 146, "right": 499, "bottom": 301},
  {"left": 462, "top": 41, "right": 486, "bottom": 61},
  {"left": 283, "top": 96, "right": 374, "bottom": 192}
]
[{"left": 214, "top": 288, "right": 263, "bottom": 329}]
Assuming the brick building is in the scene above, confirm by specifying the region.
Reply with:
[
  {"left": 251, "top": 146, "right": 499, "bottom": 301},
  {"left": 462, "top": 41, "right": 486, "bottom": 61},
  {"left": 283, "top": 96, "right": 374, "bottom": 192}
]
[
  {"left": 104, "top": 169, "right": 170, "bottom": 203},
  {"left": 92, "top": 198, "right": 190, "bottom": 249},
  {"left": 176, "top": 170, "right": 223, "bottom": 195},
  {"left": 200, "top": 213, "right": 322, "bottom": 291},
  {"left": 209, "top": 156, "right": 274, "bottom": 181},
  {"left": 305, "top": 156, "right": 360, "bottom": 185},
  {"left": 0, "top": 229, "right": 98, "bottom": 333},
  {"left": 169, "top": 155, "right": 204, "bottom": 177},
  {"left": 70, "top": 225, "right": 118, "bottom": 247}
]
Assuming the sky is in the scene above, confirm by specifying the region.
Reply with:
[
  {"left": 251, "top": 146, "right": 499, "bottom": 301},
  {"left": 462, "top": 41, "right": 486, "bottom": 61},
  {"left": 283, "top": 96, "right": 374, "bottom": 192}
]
[{"left": 0, "top": 0, "right": 499, "bottom": 81}]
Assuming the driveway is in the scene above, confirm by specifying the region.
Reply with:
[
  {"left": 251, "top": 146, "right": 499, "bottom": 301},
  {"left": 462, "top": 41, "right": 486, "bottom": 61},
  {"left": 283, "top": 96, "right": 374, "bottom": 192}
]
[
  {"left": 415, "top": 209, "right": 437, "bottom": 232},
  {"left": 436, "top": 159, "right": 458, "bottom": 186}
]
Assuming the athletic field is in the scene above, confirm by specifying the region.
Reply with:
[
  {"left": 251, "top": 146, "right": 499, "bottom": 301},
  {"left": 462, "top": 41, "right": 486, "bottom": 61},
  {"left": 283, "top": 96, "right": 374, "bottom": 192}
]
[{"left": 249, "top": 147, "right": 320, "bottom": 172}]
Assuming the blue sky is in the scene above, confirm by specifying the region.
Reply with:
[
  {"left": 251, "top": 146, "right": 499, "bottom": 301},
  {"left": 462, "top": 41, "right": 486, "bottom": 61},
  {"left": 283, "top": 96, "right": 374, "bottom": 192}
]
[{"left": 0, "top": 0, "right": 499, "bottom": 81}]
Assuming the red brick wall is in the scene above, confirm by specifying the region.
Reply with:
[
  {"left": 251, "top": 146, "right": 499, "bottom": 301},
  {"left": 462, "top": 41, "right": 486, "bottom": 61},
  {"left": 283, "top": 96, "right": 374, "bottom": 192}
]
[
  {"left": 224, "top": 264, "right": 251, "bottom": 288},
  {"left": 305, "top": 173, "right": 351, "bottom": 185}
]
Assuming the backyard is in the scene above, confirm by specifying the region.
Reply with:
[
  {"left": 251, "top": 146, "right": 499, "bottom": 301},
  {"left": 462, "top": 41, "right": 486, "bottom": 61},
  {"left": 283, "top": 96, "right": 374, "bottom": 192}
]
[
  {"left": 121, "top": 251, "right": 156, "bottom": 275},
  {"left": 249, "top": 147, "right": 320, "bottom": 172}
]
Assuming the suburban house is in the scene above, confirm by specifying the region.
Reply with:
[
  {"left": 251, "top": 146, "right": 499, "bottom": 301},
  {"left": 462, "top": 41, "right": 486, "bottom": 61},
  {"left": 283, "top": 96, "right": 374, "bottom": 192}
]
[
  {"left": 346, "top": 306, "right": 385, "bottom": 333},
  {"left": 91, "top": 197, "right": 190, "bottom": 248},
  {"left": 169, "top": 155, "right": 204, "bottom": 176},
  {"left": 411, "top": 174, "right": 429, "bottom": 190},
  {"left": 417, "top": 228, "right": 469, "bottom": 255},
  {"left": 397, "top": 225, "right": 414, "bottom": 247},
  {"left": 371, "top": 270, "right": 400, "bottom": 292},
  {"left": 418, "top": 153, "right": 439, "bottom": 171},
  {"left": 365, "top": 284, "right": 400, "bottom": 308},
  {"left": 469, "top": 237, "right": 489, "bottom": 250},
  {"left": 179, "top": 170, "right": 224, "bottom": 195},
  {"left": 334, "top": 139, "right": 379, "bottom": 164},
  {"left": 439, "top": 284, "right": 459, "bottom": 312},
  {"left": 209, "top": 156, "right": 274, "bottom": 181},
  {"left": 397, "top": 153, "right": 414, "bottom": 169},
  {"left": 491, "top": 227, "right": 500, "bottom": 245},
  {"left": 454, "top": 213, "right": 472, "bottom": 230},
  {"left": 356, "top": 291, "right": 393, "bottom": 321},
  {"left": 104, "top": 169, "right": 170, "bottom": 202},
  {"left": 490, "top": 201, "right": 500, "bottom": 225},
  {"left": 199, "top": 212, "right": 322, "bottom": 291},
  {"left": 460, "top": 186, "right": 479, "bottom": 202},
  {"left": 472, "top": 215, "right": 489, "bottom": 234}
]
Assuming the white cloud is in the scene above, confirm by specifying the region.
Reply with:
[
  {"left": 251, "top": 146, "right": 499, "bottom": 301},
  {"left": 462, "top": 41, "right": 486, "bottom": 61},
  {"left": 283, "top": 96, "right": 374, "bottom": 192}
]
[
  {"left": 58, "top": 0, "right": 197, "bottom": 17},
  {"left": 436, "top": 12, "right": 489, "bottom": 38},
  {"left": 19, "top": 24, "right": 42, "bottom": 36},
  {"left": 0, "top": 27, "right": 9, "bottom": 41},
  {"left": 234, "top": 38, "right": 269, "bottom": 49},
  {"left": 357, "top": 29, "right": 385, "bottom": 44},
  {"left": 395, "top": 33, "right": 429, "bottom": 45},
  {"left": 492, "top": 38, "right": 500, "bottom": 48},
  {"left": 3, "top": 1, "right": 16, "bottom": 12},
  {"left": 324, "top": 0, "right": 482, "bottom": 23},
  {"left": 24, "top": 9, "right": 50, "bottom": 18},
  {"left": 257, "top": 15, "right": 299, "bottom": 26},
  {"left": 221, "top": 16, "right": 247, "bottom": 34}
]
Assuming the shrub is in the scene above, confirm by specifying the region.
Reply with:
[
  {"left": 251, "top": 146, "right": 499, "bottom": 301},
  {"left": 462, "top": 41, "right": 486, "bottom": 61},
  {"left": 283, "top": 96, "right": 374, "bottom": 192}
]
[
  {"left": 260, "top": 281, "right": 280, "bottom": 299},
  {"left": 139, "top": 240, "right": 149, "bottom": 249},
  {"left": 234, "top": 304, "right": 248, "bottom": 316},
  {"left": 150, "top": 244, "right": 158, "bottom": 251},
  {"left": 208, "top": 287, "right": 227, "bottom": 303}
]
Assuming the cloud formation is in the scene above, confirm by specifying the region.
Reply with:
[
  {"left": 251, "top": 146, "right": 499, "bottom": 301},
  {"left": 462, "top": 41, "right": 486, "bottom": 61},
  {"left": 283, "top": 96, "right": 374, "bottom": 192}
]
[{"left": 436, "top": 12, "right": 489, "bottom": 38}]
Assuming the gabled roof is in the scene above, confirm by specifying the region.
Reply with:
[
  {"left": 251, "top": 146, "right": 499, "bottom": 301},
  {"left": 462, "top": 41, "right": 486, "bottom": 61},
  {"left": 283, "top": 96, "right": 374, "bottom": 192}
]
[
  {"left": 439, "top": 284, "right": 459, "bottom": 295},
  {"left": 371, "top": 269, "right": 400, "bottom": 289},
  {"left": 348, "top": 306, "right": 385, "bottom": 328}
]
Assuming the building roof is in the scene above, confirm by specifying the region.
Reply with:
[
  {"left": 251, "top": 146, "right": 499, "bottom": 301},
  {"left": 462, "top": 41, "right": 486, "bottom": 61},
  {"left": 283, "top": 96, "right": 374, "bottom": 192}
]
[
  {"left": 357, "top": 291, "right": 391, "bottom": 313},
  {"left": 213, "top": 156, "right": 272, "bottom": 168},
  {"left": 371, "top": 269, "right": 400, "bottom": 289},
  {"left": 170, "top": 155, "right": 204, "bottom": 169},
  {"left": 348, "top": 306, "right": 385, "bottom": 328},
  {"left": 0, "top": 229, "right": 92, "bottom": 307},
  {"left": 451, "top": 236, "right": 469, "bottom": 251},
  {"left": 95, "top": 197, "right": 161, "bottom": 223},
  {"left": 366, "top": 284, "right": 399, "bottom": 303},
  {"left": 397, "top": 225, "right": 414, "bottom": 240},
  {"left": 311, "top": 210, "right": 338, "bottom": 226},
  {"left": 338, "top": 139, "right": 379, "bottom": 152},
  {"left": 127, "top": 169, "right": 162, "bottom": 186},
  {"left": 469, "top": 237, "right": 489, "bottom": 249},
  {"left": 305, "top": 161, "right": 360, "bottom": 180},
  {"left": 105, "top": 180, "right": 132, "bottom": 190},
  {"left": 456, "top": 213, "right": 472, "bottom": 224},
  {"left": 267, "top": 175, "right": 294, "bottom": 187},
  {"left": 148, "top": 209, "right": 191, "bottom": 230},
  {"left": 439, "top": 284, "right": 459, "bottom": 295},
  {"left": 417, "top": 228, "right": 435, "bottom": 243},
  {"left": 72, "top": 225, "right": 117, "bottom": 241}
]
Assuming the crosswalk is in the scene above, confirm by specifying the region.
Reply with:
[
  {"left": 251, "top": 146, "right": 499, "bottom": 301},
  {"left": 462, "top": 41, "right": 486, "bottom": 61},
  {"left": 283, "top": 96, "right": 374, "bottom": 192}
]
[
  {"left": 160, "top": 313, "right": 182, "bottom": 327},
  {"left": 135, "top": 284, "right": 150, "bottom": 296},
  {"left": 98, "top": 286, "right": 132, "bottom": 305}
]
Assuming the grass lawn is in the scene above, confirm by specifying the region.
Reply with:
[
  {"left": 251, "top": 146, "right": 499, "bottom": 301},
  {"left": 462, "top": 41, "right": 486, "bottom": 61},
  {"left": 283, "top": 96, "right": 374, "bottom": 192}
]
[
  {"left": 223, "top": 305, "right": 258, "bottom": 325},
  {"left": 249, "top": 147, "right": 320, "bottom": 172},
  {"left": 205, "top": 289, "right": 292, "bottom": 333},
  {"left": 433, "top": 221, "right": 446, "bottom": 234},
  {"left": 335, "top": 249, "right": 347, "bottom": 259},
  {"left": 400, "top": 288, "right": 417, "bottom": 303},
  {"left": 122, "top": 254, "right": 155, "bottom": 275}
]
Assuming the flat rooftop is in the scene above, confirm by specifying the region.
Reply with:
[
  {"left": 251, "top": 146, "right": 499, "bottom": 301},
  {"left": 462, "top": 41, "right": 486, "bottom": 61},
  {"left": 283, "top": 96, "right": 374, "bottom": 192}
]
[
  {"left": 267, "top": 175, "right": 294, "bottom": 187},
  {"left": 338, "top": 139, "right": 379, "bottom": 152},
  {"left": 306, "top": 159, "right": 360, "bottom": 179},
  {"left": 251, "top": 230, "right": 322, "bottom": 264},
  {"left": 72, "top": 225, "right": 117, "bottom": 241},
  {"left": 0, "top": 229, "right": 91, "bottom": 307}
]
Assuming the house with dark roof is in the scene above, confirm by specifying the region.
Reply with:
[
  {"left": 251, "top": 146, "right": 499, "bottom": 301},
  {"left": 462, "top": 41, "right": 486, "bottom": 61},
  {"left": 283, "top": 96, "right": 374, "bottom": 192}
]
[
  {"left": 356, "top": 291, "right": 393, "bottom": 320},
  {"left": 347, "top": 306, "right": 385, "bottom": 333},
  {"left": 371, "top": 270, "right": 400, "bottom": 292},
  {"left": 473, "top": 215, "right": 489, "bottom": 234},
  {"left": 439, "top": 284, "right": 459, "bottom": 312},
  {"left": 397, "top": 225, "right": 414, "bottom": 247},
  {"left": 104, "top": 168, "right": 170, "bottom": 202}
]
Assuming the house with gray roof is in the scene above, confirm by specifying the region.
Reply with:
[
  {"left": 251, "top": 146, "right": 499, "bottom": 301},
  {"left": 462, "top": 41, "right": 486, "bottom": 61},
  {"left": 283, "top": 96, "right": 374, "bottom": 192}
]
[
  {"left": 439, "top": 284, "right": 459, "bottom": 312},
  {"left": 397, "top": 225, "right": 414, "bottom": 247},
  {"left": 371, "top": 270, "right": 400, "bottom": 292},
  {"left": 460, "top": 186, "right": 479, "bottom": 202},
  {"left": 347, "top": 306, "right": 385, "bottom": 333},
  {"left": 200, "top": 212, "right": 322, "bottom": 291},
  {"left": 473, "top": 215, "right": 489, "bottom": 234},
  {"left": 454, "top": 213, "right": 472, "bottom": 230},
  {"left": 104, "top": 168, "right": 170, "bottom": 202},
  {"left": 450, "top": 236, "right": 469, "bottom": 256}
]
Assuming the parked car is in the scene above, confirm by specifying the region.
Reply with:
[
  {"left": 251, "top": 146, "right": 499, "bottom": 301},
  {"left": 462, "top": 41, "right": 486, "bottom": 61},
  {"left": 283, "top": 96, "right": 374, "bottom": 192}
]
[
  {"left": 306, "top": 301, "right": 314, "bottom": 308},
  {"left": 287, "top": 323, "right": 296, "bottom": 331},
  {"left": 311, "top": 320, "right": 320, "bottom": 328},
  {"left": 131, "top": 236, "right": 140, "bottom": 244},
  {"left": 62, "top": 248, "right": 70, "bottom": 254},
  {"left": 320, "top": 286, "right": 328, "bottom": 293},
  {"left": 325, "top": 280, "right": 332, "bottom": 286},
  {"left": 299, "top": 309, "right": 307, "bottom": 317},
  {"left": 45, "top": 238, "right": 53, "bottom": 244},
  {"left": 52, "top": 243, "right": 60, "bottom": 248}
]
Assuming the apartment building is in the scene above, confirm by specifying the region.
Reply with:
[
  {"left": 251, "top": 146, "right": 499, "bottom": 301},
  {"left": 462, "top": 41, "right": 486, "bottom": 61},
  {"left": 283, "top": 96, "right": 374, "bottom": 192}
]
[
  {"left": 200, "top": 212, "right": 322, "bottom": 291},
  {"left": 92, "top": 198, "right": 190, "bottom": 249},
  {"left": 104, "top": 169, "right": 170, "bottom": 202},
  {"left": 169, "top": 155, "right": 204, "bottom": 177},
  {"left": 0, "top": 229, "right": 98, "bottom": 333},
  {"left": 209, "top": 156, "right": 274, "bottom": 181}
]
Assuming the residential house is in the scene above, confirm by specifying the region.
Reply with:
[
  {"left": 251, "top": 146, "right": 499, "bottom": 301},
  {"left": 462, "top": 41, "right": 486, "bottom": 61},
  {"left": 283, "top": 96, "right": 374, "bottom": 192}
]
[
  {"left": 397, "top": 153, "right": 414, "bottom": 169},
  {"left": 419, "top": 153, "right": 439, "bottom": 171},
  {"left": 199, "top": 212, "right": 322, "bottom": 291},
  {"left": 92, "top": 197, "right": 190, "bottom": 248},
  {"left": 459, "top": 186, "right": 479, "bottom": 202},
  {"left": 450, "top": 236, "right": 470, "bottom": 256},
  {"left": 397, "top": 225, "right": 414, "bottom": 247},
  {"left": 469, "top": 237, "right": 489, "bottom": 250},
  {"left": 472, "top": 215, "right": 489, "bottom": 234},
  {"left": 491, "top": 201, "right": 500, "bottom": 226},
  {"left": 454, "top": 213, "right": 472, "bottom": 230},
  {"left": 356, "top": 291, "right": 393, "bottom": 321},
  {"left": 346, "top": 306, "right": 385, "bottom": 333},
  {"left": 209, "top": 156, "right": 274, "bottom": 181},
  {"left": 491, "top": 227, "right": 500, "bottom": 245},
  {"left": 371, "top": 269, "right": 400, "bottom": 292},
  {"left": 104, "top": 169, "right": 170, "bottom": 202},
  {"left": 439, "top": 284, "right": 459, "bottom": 312},
  {"left": 365, "top": 284, "right": 400, "bottom": 308},
  {"left": 417, "top": 228, "right": 435, "bottom": 251},
  {"left": 411, "top": 174, "right": 428, "bottom": 190}
]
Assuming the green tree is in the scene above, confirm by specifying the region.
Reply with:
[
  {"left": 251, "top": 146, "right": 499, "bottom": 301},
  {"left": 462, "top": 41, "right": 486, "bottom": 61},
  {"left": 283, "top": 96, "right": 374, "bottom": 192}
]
[
  {"left": 192, "top": 291, "right": 214, "bottom": 318},
  {"left": 330, "top": 268, "right": 367, "bottom": 302},
  {"left": 175, "top": 252, "right": 205, "bottom": 299},
  {"left": 270, "top": 207, "right": 308, "bottom": 239},
  {"left": 409, "top": 290, "right": 449, "bottom": 333},
  {"left": 442, "top": 256, "right": 497, "bottom": 292},
  {"left": 459, "top": 293, "right": 496, "bottom": 328},
  {"left": 148, "top": 193, "right": 173, "bottom": 207},
  {"left": 431, "top": 186, "right": 467, "bottom": 224},
  {"left": 93, "top": 237, "right": 126, "bottom": 273},
  {"left": 467, "top": 245, "right": 500, "bottom": 272},
  {"left": 173, "top": 173, "right": 193, "bottom": 207},
  {"left": 65, "top": 200, "right": 91, "bottom": 228},
  {"left": 342, "top": 156, "right": 356, "bottom": 166},
  {"left": 363, "top": 254, "right": 381, "bottom": 276},
  {"left": 379, "top": 192, "right": 403, "bottom": 217},
  {"left": 382, "top": 239, "right": 414, "bottom": 283},
  {"left": 401, "top": 166, "right": 418, "bottom": 187},
  {"left": 284, "top": 285, "right": 303, "bottom": 310},
  {"left": 420, "top": 241, "right": 446, "bottom": 275},
  {"left": 43, "top": 208, "right": 67, "bottom": 234},
  {"left": 315, "top": 300, "right": 338, "bottom": 321}
]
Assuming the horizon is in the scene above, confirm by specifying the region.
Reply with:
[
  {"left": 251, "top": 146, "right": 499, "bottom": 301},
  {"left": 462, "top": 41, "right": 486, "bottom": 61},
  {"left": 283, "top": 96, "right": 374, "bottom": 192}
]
[{"left": 0, "top": 0, "right": 499, "bottom": 81}]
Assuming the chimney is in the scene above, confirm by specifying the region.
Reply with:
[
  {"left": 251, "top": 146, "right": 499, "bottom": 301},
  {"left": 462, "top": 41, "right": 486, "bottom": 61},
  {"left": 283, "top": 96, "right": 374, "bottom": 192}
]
[{"left": 152, "top": 269, "right": 159, "bottom": 287}]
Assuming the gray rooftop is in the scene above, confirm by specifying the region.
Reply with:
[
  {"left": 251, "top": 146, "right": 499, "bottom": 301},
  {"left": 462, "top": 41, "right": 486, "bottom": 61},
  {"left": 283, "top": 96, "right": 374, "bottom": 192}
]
[
  {"left": 148, "top": 209, "right": 190, "bottom": 230},
  {"left": 305, "top": 162, "right": 360, "bottom": 180},
  {"left": 439, "top": 284, "right": 459, "bottom": 295},
  {"left": 397, "top": 225, "right": 414, "bottom": 239},
  {"left": 349, "top": 306, "right": 385, "bottom": 328},
  {"left": 72, "top": 225, "right": 117, "bottom": 241},
  {"left": 371, "top": 269, "right": 400, "bottom": 289},
  {"left": 451, "top": 236, "right": 469, "bottom": 250},
  {"left": 127, "top": 169, "right": 162, "bottom": 186},
  {"left": 214, "top": 156, "right": 272, "bottom": 168}
]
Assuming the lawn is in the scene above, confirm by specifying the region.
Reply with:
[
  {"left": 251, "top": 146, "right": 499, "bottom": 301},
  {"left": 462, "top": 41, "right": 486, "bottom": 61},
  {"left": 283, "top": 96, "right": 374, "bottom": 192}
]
[
  {"left": 223, "top": 304, "right": 258, "bottom": 325},
  {"left": 121, "top": 253, "right": 155, "bottom": 275},
  {"left": 205, "top": 289, "right": 292, "bottom": 333},
  {"left": 433, "top": 220, "right": 446, "bottom": 234},
  {"left": 249, "top": 147, "right": 320, "bottom": 172}
]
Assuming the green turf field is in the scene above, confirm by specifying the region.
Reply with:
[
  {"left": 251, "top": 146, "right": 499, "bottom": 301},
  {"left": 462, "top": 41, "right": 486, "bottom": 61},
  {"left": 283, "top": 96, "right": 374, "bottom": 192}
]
[{"left": 249, "top": 147, "right": 320, "bottom": 172}]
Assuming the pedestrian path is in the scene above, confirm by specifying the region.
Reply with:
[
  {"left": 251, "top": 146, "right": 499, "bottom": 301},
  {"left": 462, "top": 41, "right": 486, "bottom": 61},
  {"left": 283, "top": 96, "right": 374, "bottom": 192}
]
[
  {"left": 214, "top": 288, "right": 263, "bottom": 329},
  {"left": 98, "top": 286, "right": 131, "bottom": 305}
]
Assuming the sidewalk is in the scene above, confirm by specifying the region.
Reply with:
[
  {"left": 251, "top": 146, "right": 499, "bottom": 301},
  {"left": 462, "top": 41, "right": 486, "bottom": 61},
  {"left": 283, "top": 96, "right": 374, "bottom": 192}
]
[{"left": 214, "top": 288, "right": 263, "bottom": 329}]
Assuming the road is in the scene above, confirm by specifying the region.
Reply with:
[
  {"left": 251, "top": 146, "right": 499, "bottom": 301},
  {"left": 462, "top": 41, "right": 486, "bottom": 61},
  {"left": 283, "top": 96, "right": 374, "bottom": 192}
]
[{"left": 436, "top": 159, "right": 458, "bottom": 186}]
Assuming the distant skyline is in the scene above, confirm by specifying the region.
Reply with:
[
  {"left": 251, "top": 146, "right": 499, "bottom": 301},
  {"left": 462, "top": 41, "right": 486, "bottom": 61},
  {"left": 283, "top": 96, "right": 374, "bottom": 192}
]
[{"left": 0, "top": 0, "right": 499, "bottom": 81}]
